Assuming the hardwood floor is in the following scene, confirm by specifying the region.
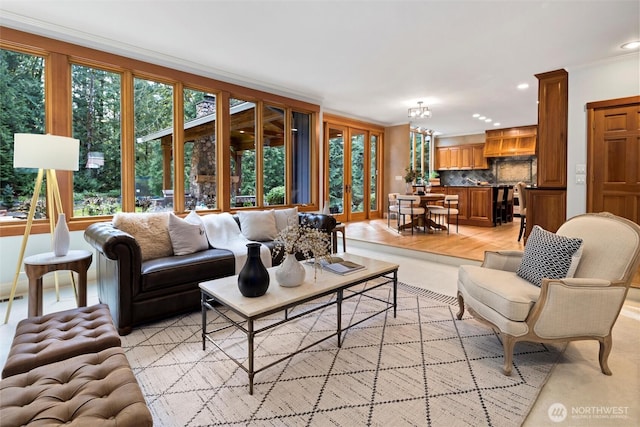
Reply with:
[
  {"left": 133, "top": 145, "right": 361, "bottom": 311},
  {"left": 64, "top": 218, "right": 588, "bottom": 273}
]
[
  {"left": 343, "top": 216, "right": 640, "bottom": 287},
  {"left": 342, "top": 216, "right": 525, "bottom": 263}
]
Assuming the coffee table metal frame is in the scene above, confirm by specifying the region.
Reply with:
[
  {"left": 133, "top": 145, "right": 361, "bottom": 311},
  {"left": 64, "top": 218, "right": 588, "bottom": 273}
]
[{"left": 200, "top": 259, "right": 398, "bottom": 395}]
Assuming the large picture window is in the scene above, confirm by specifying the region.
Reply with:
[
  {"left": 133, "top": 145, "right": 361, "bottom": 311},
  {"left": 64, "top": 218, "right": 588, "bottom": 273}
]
[
  {"left": 0, "top": 48, "right": 46, "bottom": 220},
  {"left": 71, "top": 64, "right": 122, "bottom": 216},
  {"left": 134, "top": 78, "right": 174, "bottom": 212},
  {"left": 229, "top": 97, "right": 256, "bottom": 208},
  {"left": 263, "top": 105, "right": 285, "bottom": 206},
  {"left": 183, "top": 90, "right": 217, "bottom": 210},
  {"left": 291, "top": 110, "right": 312, "bottom": 205},
  {"left": 0, "top": 29, "right": 323, "bottom": 238}
]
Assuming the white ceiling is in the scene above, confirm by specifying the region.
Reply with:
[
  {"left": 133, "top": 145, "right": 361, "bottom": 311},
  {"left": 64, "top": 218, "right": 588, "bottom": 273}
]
[{"left": 1, "top": 1, "right": 638, "bottom": 136}]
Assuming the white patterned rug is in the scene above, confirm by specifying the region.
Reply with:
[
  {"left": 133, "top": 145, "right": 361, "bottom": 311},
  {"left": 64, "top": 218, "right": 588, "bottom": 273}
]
[{"left": 121, "top": 282, "right": 563, "bottom": 426}]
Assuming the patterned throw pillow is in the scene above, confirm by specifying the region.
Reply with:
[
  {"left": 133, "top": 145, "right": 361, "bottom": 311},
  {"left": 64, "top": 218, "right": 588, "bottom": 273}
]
[{"left": 516, "top": 225, "right": 583, "bottom": 287}]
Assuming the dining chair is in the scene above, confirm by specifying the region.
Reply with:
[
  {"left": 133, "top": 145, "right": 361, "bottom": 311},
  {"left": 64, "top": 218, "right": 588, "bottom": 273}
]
[
  {"left": 504, "top": 186, "right": 514, "bottom": 222},
  {"left": 493, "top": 187, "right": 505, "bottom": 226},
  {"left": 428, "top": 194, "right": 459, "bottom": 234},
  {"left": 387, "top": 193, "right": 400, "bottom": 229},
  {"left": 515, "top": 182, "right": 527, "bottom": 241},
  {"left": 396, "top": 195, "right": 426, "bottom": 234}
]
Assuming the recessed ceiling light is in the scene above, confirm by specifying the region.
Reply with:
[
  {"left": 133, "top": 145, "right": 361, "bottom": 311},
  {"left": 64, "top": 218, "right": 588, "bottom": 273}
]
[
  {"left": 494, "top": 122, "right": 501, "bottom": 126},
  {"left": 472, "top": 113, "right": 480, "bottom": 118},
  {"left": 485, "top": 119, "right": 492, "bottom": 122},
  {"left": 517, "top": 83, "right": 529, "bottom": 90},
  {"left": 621, "top": 41, "right": 640, "bottom": 50},
  {"left": 478, "top": 116, "right": 486, "bottom": 120}
]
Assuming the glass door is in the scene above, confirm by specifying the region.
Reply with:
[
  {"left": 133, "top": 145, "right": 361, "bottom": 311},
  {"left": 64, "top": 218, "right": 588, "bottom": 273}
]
[
  {"left": 327, "top": 124, "right": 346, "bottom": 222},
  {"left": 326, "top": 124, "right": 370, "bottom": 222},
  {"left": 348, "top": 128, "right": 367, "bottom": 221}
]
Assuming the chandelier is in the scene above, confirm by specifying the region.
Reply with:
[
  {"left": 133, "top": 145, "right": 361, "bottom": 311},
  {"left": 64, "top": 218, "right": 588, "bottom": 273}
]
[{"left": 408, "top": 101, "right": 432, "bottom": 119}]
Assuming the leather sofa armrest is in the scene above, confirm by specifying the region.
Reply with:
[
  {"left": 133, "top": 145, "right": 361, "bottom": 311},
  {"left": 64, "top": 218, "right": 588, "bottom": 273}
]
[
  {"left": 84, "top": 222, "right": 141, "bottom": 262},
  {"left": 299, "top": 213, "right": 337, "bottom": 233}
]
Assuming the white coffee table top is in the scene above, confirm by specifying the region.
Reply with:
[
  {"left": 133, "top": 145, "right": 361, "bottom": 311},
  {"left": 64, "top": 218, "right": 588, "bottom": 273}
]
[{"left": 199, "top": 253, "right": 398, "bottom": 318}]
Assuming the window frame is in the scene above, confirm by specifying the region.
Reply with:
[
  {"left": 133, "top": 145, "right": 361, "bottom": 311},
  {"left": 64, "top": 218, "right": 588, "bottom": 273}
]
[{"left": 0, "top": 28, "right": 321, "bottom": 237}]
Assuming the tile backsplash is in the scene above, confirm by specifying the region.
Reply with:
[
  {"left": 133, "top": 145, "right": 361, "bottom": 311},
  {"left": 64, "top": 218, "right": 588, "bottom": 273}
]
[{"left": 439, "top": 156, "right": 536, "bottom": 186}]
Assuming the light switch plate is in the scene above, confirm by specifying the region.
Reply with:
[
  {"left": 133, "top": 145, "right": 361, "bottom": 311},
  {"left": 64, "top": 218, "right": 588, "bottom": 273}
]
[
  {"left": 575, "top": 164, "right": 586, "bottom": 174},
  {"left": 575, "top": 175, "right": 586, "bottom": 185}
]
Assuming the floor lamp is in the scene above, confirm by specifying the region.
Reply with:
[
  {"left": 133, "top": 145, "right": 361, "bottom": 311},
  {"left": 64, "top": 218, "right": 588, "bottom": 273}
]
[{"left": 4, "top": 133, "right": 80, "bottom": 323}]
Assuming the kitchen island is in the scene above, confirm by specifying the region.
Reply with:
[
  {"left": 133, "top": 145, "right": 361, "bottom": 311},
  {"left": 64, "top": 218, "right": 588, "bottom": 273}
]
[{"left": 430, "top": 185, "right": 512, "bottom": 227}]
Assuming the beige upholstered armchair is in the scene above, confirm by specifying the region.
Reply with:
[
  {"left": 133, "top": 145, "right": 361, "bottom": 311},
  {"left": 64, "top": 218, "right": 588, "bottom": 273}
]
[{"left": 457, "top": 212, "right": 640, "bottom": 376}]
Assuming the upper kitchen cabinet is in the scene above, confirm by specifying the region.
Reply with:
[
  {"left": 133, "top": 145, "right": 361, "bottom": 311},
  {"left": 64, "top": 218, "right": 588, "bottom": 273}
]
[
  {"left": 484, "top": 125, "right": 537, "bottom": 157},
  {"left": 535, "top": 69, "right": 568, "bottom": 188},
  {"left": 472, "top": 144, "right": 488, "bottom": 169},
  {"left": 436, "top": 143, "right": 488, "bottom": 170}
]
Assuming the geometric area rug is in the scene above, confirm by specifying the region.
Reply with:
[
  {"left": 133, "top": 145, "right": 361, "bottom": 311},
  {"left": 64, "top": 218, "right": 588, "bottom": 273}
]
[{"left": 120, "top": 282, "right": 564, "bottom": 427}]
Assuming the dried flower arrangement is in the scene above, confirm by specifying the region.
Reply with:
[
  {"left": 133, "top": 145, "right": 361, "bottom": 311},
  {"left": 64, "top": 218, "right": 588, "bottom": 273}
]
[{"left": 274, "top": 221, "right": 331, "bottom": 277}]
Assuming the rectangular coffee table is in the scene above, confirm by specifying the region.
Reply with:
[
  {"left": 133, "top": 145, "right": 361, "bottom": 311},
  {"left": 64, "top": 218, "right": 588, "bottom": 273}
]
[{"left": 199, "top": 253, "right": 398, "bottom": 394}]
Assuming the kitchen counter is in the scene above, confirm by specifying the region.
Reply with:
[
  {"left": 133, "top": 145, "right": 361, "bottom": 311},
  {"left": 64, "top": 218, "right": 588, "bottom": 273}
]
[{"left": 430, "top": 186, "right": 511, "bottom": 227}]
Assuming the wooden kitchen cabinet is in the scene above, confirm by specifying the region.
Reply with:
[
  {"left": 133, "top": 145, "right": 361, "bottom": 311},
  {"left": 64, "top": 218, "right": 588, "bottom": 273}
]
[
  {"left": 436, "top": 147, "right": 450, "bottom": 170},
  {"left": 436, "top": 143, "right": 488, "bottom": 170},
  {"left": 467, "top": 187, "right": 493, "bottom": 224},
  {"left": 441, "top": 186, "right": 494, "bottom": 226},
  {"left": 449, "top": 147, "right": 461, "bottom": 169},
  {"left": 485, "top": 125, "right": 537, "bottom": 157},
  {"left": 472, "top": 144, "right": 488, "bottom": 169}
]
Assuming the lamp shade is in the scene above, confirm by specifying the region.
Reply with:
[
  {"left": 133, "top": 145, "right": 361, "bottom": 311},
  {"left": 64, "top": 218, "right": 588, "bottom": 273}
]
[{"left": 13, "top": 133, "right": 80, "bottom": 171}]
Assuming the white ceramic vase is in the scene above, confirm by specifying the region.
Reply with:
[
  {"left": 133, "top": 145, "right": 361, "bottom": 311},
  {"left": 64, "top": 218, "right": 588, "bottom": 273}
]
[
  {"left": 52, "top": 213, "right": 70, "bottom": 256},
  {"left": 275, "top": 254, "right": 306, "bottom": 287}
]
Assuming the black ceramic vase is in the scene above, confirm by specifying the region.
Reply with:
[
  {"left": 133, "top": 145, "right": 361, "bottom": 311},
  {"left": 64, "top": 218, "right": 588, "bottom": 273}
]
[{"left": 237, "top": 243, "right": 270, "bottom": 297}]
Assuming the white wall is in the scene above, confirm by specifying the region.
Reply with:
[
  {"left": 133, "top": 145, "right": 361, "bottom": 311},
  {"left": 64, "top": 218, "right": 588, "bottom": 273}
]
[{"left": 566, "top": 53, "right": 640, "bottom": 219}]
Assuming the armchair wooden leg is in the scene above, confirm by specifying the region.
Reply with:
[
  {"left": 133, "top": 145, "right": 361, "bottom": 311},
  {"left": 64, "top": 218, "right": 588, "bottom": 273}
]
[
  {"left": 598, "top": 335, "right": 613, "bottom": 375},
  {"left": 501, "top": 334, "right": 516, "bottom": 376},
  {"left": 456, "top": 292, "right": 465, "bottom": 319}
]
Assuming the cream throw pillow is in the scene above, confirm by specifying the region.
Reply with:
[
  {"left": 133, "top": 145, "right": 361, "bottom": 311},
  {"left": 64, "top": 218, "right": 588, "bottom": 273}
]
[
  {"left": 113, "top": 212, "right": 173, "bottom": 261},
  {"left": 274, "top": 207, "right": 299, "bottom": 232},
  {"left": 168, "top": 211, "right": 209, "bottom": 255},
  {"left": 237, "top": 210, "right": 278, "bottom": 241}
]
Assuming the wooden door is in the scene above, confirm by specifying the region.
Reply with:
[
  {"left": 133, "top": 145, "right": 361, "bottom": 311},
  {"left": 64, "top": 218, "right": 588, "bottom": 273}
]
[{"left": 587, "top": 96, "right": 640, "bottom": 224}]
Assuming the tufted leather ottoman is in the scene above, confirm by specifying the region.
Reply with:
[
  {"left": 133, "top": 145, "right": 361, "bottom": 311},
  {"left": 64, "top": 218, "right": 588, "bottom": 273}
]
[
  {"left": 0, "top": 347, "right": 152, "bottom": 426},
  {"left": 1, "top": 304, "right": 121, "bottom": 378}
]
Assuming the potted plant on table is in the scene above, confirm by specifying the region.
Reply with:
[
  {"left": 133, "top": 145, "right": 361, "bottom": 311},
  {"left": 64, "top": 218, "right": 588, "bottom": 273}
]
[
  {"left": 428, "top": 171, "right": 440, "bottom": 187},
  {"left": 404, "top": 167, "right": 418, "bottom": 194}
]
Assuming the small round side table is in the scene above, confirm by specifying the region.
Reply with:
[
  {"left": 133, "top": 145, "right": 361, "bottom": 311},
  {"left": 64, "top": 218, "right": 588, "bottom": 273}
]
[{"left": 23, "top": 250, "right": 93, "bottom": 317}]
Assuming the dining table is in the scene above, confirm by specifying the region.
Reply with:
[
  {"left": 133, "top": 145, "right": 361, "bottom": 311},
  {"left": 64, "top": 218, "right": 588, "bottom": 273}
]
[{"left": 398, "top": 192, "right": 447, "bottom": 232}]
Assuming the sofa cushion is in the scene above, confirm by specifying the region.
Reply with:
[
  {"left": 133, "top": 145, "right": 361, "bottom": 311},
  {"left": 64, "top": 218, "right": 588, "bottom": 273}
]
[
  {"left": 168, "top": 211, "right": 209, "bottom": 255},
  {"left": 113, "top": 212, "right": 173, "bottom": 261},
  {"left": 237, "top": 210, "right": 278, "bottom": 241},
  {"left": 517, "top": 225, "right": 583, "bottom": 287},
  {"left": 459, "top": 265, "right": 541, "bottom": 322},
  {"left": 274, "top": 207, "right": 299, "bottom": 232},
  {"left": 140, "top": 248, "right": 236, "bottom": 292}
]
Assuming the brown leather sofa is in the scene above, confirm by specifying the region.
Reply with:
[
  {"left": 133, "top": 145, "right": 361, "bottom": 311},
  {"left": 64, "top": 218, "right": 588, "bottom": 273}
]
[{"left": 84, "top": 212, "right": 336, "bottom": 335}]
